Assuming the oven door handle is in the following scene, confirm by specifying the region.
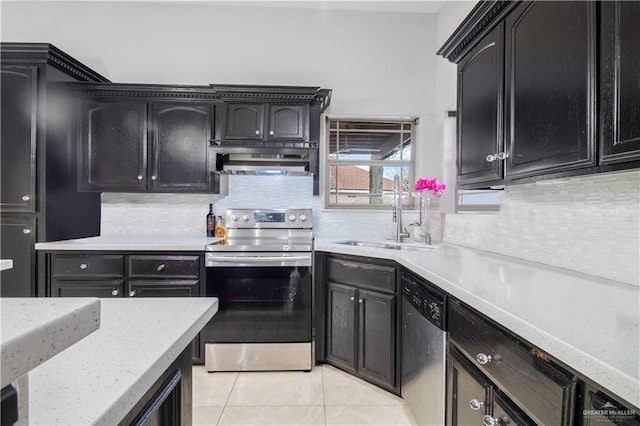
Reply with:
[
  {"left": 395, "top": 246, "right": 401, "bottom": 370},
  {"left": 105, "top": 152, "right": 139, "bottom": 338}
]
[{"left": 206, "top": 254, "right": 312, "bottom": 267}]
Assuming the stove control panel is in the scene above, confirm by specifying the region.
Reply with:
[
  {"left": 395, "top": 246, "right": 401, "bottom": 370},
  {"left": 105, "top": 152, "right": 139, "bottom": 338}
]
[{"left": 226, "top": 209, "right": 313, "bottom": 229}]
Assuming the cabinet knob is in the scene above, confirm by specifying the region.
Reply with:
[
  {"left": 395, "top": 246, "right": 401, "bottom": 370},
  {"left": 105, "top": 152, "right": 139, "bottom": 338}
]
[
  {"left": 255, "top": 130, "right": 260, "bottom": 135},
  {"left": 476, "top": 353, "right": 493, "bottom": 365},
  {"left": 358, "top": 298, "right": 363, "bottom": 304},
  {"left": 111, "top": 289, "right": 119, "bottom": 296},
  {"left": 350, "top": 296, "right": 355, "bottom": 301},
  {"left": 151, "top": 175, "right": 157, "bottom": 180},
  {"left": 497, "top": 152, "right": 509, "bottom": 160},
  {"left": 485, "top": 154, "right": 497, "bottom": 163},
  {"left": 79, "top": 263, "right": 89, "bottom": 270},
  {"left": 469, "top": 399, "right": 485, "bottom": 411},
  {"left": 22, "top": 229, "right": 31, "bottom": 234},
  {"left": 129, "top": 290, "right": 136, "bottom": 297},
  {"left": 156, "top": 263, "right": 167, "bottom": 272},
  {"left": 22, "top": 195, "right": 31, "bottom": 201},
  {"left": 137, "top": 175, "right": 143, "bottom": 180},
  {"left": 482, "top": 415, "right": 506, "bottom": 426},
  {"left": 269, "top": 130, "right": 274, "bottom": 136}
]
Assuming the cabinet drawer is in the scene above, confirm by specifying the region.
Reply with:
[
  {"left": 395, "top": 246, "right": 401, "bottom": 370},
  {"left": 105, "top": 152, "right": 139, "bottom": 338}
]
[
  {"left": 129, "top": 255, "right": 200, "bottom": 279},
  {"left": 51, "top": 279, "right": 124, "bottom": 297},
  {"left": 128, "top": 280, "right": 200, "bottom": 297},
  {"left": 449, "top": 300, "right": 575, "bottom": 426},
  {"left": 52, "top": 254, "right": 124, "bottom": 278},
  {"left": 327, "top": 257, "right": 395, "bottom": 294}
]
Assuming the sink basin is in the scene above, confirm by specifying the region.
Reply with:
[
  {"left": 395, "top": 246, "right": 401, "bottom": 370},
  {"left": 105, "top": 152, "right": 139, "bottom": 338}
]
[{"left": 334, "top": 240, "right": 435, "bottom": 251}]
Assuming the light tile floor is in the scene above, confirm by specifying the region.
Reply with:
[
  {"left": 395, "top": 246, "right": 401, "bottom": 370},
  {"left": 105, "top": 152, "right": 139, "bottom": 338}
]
[{"left": 192, "top": 364, "right": 416, "bottom": 425}]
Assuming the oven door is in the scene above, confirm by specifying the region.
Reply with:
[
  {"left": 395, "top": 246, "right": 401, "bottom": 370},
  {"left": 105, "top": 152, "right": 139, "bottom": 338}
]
[{"left": 204, "top": 252, "right": 312, "bottom": 343}]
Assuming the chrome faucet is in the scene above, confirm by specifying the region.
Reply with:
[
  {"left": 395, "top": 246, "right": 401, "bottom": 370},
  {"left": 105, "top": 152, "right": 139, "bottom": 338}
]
[{"left": 392, "top": 175, "right": 410, "bottom": 243}]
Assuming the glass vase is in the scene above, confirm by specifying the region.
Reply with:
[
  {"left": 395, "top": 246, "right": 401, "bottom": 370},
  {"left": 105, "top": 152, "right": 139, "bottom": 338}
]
[{"left": 421, "top": 193, "right": 445, "bottom": 244}]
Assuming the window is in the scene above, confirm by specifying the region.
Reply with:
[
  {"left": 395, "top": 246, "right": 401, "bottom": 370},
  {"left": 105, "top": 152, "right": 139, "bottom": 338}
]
[{"left": 326, "top": 117, "right": 416, "bottom": 209}]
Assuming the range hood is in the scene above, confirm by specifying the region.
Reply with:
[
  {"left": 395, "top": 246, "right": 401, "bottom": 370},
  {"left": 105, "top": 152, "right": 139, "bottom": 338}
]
[{"left": 217, "top": 153, "right": 312, "bottom": 176}]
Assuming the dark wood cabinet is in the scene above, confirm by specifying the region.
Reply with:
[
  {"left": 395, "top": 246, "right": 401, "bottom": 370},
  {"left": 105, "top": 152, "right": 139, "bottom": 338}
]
[
  {"left": 319, "top": 254, "right": 399, "bottom": 393},
  {"left": 1, "top": 65, "right": 37, "bottom": 213},
  {"left": 440, "top": 0, "right": 638, "bottom": 189},
  {"left": 505, "top": 0, "right": 596, "bottom": 179},
  {"left": 149, "top": 103, "right": 213, "bottom": 192},
  {"left": 80, "top": 99, "right": 148, "bottom": 191},
  {"left": 0, "top": 216, "right": 36, "bottom": 297},
  {"left": 600, "top": 0, "right": 640, "bottom": 164},
  {"left": 448, "top": 348, "right": 491, "bottom": 425},
  {"left": 79, "top": 94, "right": 215, "bottom": 193},
  {"left": 220, "top": 102, "right": 308, "bottom": 142},
  {"left": 457, "top": 24, "right": 504, "bottom": 187},
  {"left": 46, "top": 251, "right": 205, "bottom": 362}
]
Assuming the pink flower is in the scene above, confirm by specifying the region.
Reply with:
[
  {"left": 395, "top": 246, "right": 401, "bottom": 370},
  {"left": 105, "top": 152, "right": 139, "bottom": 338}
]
[{"left": 414, "top": 177, "right": 446, "bottom": 196}]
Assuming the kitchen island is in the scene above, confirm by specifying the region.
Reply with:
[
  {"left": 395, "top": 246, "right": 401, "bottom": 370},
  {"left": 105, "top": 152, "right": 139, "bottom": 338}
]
[
  {"left": 315, "top": 238, "right": 640, "bottom": 412},
  {"left": 26, "top": 297, "right": 217, "bottom": 425}
]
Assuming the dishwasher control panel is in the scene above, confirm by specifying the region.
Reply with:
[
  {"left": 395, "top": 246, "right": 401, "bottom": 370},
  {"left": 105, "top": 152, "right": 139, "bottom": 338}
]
[{"left": 401, "top": 271, "right": 447, "bottom": 330}]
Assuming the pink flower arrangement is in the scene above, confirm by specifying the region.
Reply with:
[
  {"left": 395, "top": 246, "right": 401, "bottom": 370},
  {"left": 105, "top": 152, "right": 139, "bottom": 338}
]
[{"left": 414, "top": 176, "right": 446, "bottom": 196}]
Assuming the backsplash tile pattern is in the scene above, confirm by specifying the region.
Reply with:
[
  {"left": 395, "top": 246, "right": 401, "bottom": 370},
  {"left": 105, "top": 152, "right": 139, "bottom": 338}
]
[
  {"left": 444, "top": 171, "right": 640, "bottom": 286},
  {"left": 102, "top": 171, "right": 638, "bottom": 285}
]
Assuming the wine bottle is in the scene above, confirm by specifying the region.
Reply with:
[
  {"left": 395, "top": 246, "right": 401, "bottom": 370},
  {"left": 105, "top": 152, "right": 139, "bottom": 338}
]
[{"left": 206, "top": 204, "right": 215, "bottom": 237}]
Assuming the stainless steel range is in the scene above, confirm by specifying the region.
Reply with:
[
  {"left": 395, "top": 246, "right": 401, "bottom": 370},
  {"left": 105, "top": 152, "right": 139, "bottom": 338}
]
[{"left": 203, "top": 208, "right": 313, "bottom": 372}]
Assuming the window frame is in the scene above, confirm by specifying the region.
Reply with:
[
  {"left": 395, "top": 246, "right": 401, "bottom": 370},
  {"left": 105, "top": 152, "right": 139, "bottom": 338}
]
[{"left": 324, "top": 115, "right": 417, "bottom": 210}]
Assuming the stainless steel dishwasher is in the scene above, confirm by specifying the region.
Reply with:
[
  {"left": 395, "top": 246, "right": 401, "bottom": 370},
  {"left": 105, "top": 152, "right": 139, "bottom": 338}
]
[{"left": 401, "top": 269, "right": 448, "bottom": 426}]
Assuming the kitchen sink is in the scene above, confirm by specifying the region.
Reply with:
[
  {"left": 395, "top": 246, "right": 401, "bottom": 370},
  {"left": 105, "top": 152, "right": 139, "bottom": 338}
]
[{"left": 333, "top": 240, "right": 435, "bottom": 251}]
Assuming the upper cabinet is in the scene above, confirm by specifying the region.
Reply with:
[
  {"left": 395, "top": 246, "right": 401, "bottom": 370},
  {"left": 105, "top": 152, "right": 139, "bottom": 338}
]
[
  {"left": 220, "top": 103, "right": 308, "bottom": 142},
  {"left": 75, "top": 85, "right": 220, "bottom": 194},
  {"left": 600, "top": 1, "right": 640, "bottom": 164},
  {"left": 438, "top": 0, "right": 639, "bottom": 189},
  {"left": 0, "top": 65, "right": 38, "bottom": 212}
]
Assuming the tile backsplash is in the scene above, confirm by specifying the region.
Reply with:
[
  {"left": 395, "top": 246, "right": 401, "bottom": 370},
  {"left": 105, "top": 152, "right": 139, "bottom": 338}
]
[
  {"left": 444, "top": 170, "right": 640, "bottom": 286},
  {"left": 101, "top": 171, "right": 639, "bottom": 286}
]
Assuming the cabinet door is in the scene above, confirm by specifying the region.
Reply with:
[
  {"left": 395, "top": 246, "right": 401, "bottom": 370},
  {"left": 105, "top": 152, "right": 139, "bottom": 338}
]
[
  {"left": 357, "top": 289, "right": 396, "bottom": 389},
  {"left": 448, "top": 349, "right": 490, "bottom": 426},
  {"left": 1, "top": 66, "right": 37, "bottom": 212},
  {"left": 600, "top": 1, "right": 640, "bottom": 164},
  {"left": 491, "top": 392, "right": 536, "bottom": 426},
  {"left": 0, "top": 216, "right": 36, "bottom": 297},
  {"left": 80, "top": 99, "right": 147, "bottom": 191},
  {"left": 149, "top": 103, "right": 213, "bottom": 192},
  {"left": 266, "top": 105, "right": 308, "bottom": 141},
  {"left": 505, "top": 1, "right": 596, "bottom": 179},
  {"left": 326, "top": 282, "right": 357, "bottom": 372},
  {"left": 51, "top": 280, "right": 124, "bottom": 297},
  {"left": 222, "top": 103, "right": 264, "bottom": 140},
  {"left": 128, "top": 280, "right": 200, "bottom": 297},
  {"left": 457, "top": 24, "right": 504, "bottom": 187}
]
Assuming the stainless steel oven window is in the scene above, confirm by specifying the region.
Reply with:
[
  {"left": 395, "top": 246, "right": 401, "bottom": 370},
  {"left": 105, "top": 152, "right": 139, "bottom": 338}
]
[{"left": 325, "top": 117, "right": 417, "bottom": 210}]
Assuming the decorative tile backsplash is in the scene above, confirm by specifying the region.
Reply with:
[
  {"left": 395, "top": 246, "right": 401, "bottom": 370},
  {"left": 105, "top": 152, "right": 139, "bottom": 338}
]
[
  {"left": 444, "top": 171, "right": 640, "bottom": 286},
  {"left": 101, "top": 171, "right": 639, "bottom": 286}
]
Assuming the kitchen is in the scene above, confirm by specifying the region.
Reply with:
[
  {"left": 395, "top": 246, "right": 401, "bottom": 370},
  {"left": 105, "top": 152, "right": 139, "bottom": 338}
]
[{"left": 1, "top": 0, "right": 639, "bottom": 425}]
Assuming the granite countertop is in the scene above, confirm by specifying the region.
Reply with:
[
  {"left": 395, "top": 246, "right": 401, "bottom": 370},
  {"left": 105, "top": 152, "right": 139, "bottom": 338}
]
[
  {"left": 315, "top": 238, "right": 640, "bottom": 410},
  {"left": 0, "top": 298, "right": 101, "bottom": 388},
  {"left": 35, "top": 235, "right": 222, "bottom": 251},
  {"left": 28, "top": 297, "right": 218, "bottom": 425}
]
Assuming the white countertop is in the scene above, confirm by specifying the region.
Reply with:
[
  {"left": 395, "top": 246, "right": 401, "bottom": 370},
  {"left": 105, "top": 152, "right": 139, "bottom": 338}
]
[
  {"left": 35, "top": 235, "right": 222, "bottom": 251},
  {"left": 27, "top": 297, "right": 218, "bottom": 425},
  {"left": 0, "top": 259, "right": 13, "bottom": 271},
  {"left": 315, "top": 238, "right": 640, "bottom": 410},
  {"left": 0, "top": 298, "right": 101, "bottom": 387}
]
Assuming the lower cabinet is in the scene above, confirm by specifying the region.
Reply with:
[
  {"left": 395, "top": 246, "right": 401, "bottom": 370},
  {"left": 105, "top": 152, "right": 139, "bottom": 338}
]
[
  {"left": 0, "top": 216, "right": 36, "bottom": 297},
  {"left": 448, "top": 298, "right": 577, "bottom": 426},
  {"left": 320, "top": 253, "right": 399, "bottom": 394},
  {"left": 46, "top": 251, "right": 204, "bottom": 362}
]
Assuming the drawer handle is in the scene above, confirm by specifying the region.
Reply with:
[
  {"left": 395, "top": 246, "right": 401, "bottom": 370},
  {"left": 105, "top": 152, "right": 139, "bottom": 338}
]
[
  {"left": 22, "top": 195, "right": 31, "bottom": 201},
  {"left": 156, "top": 263, "right": 167, "bottom": 272},
  {"left": 483, "top": 415, "right": 508, "bottom": 426},
  {"left": 469, "top": 399, "right": 485, "bottom": 411},
  {"left": 129, "top": 290, "right": 136, "bottom": 297},
  {"left": 80, "top": 263, "right": 89, "bottom": 270},
  {"left": 111, "top": 289, "right": 119, "bottom": 296},
  {"left": 358, "top": 298, "right": 363, "bottom": 304},
  {"left": 485, "top": 154, "right": 497, "bottom": 163},
  {"left": 476, "top": 353, "right": 494, "bottom": 365}
]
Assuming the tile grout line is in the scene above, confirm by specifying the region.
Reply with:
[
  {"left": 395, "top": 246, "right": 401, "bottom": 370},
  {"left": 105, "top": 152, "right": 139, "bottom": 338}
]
[
  {"left": 321, "top": 365, "right": 328, "bottom": 426},
  {"left": 216, "top": 372, "right": 241, "bottom": 426}
]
